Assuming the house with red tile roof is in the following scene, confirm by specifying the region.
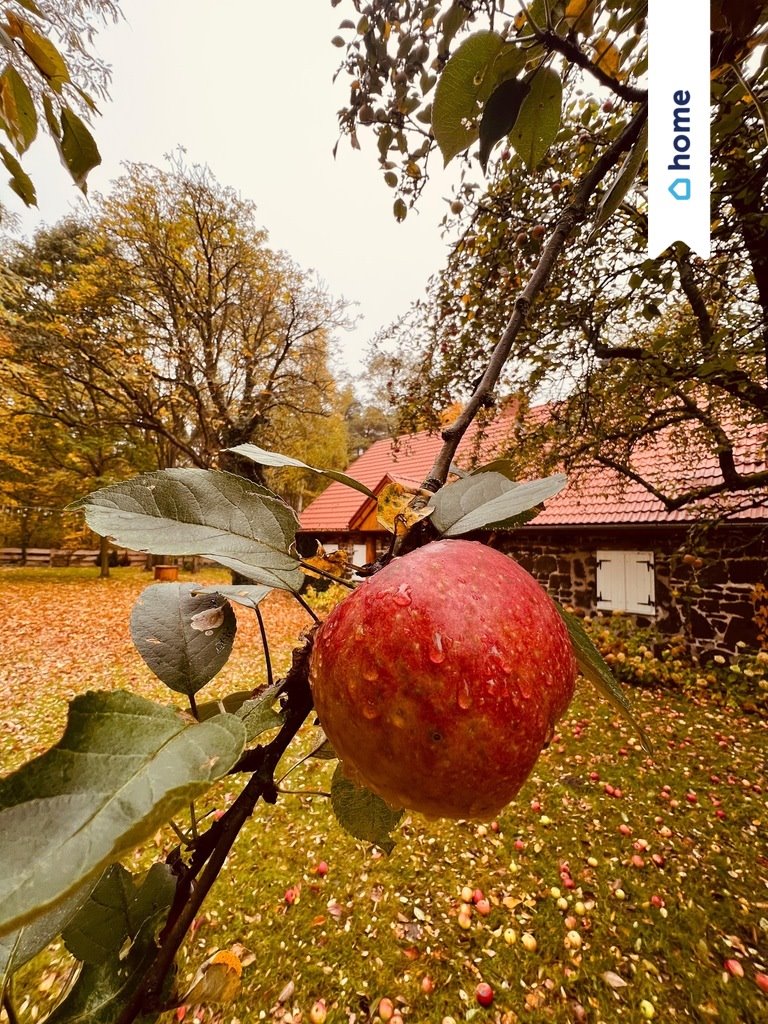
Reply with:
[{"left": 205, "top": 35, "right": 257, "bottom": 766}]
[{"left": 299, "top": 412, "right": 767, "bottom": 655}]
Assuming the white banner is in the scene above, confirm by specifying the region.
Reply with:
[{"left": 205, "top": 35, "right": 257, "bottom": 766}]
[{"left": 647, "top": 0, "right": 711, "bottom": 258}]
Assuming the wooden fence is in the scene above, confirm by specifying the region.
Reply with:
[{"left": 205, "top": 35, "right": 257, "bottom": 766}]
[{"left": 0, "top": 548, "right": 149, "bottom": 567}]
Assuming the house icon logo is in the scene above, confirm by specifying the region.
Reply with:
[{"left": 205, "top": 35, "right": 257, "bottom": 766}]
[{"left": 669, "top": 178, "right": 691, "bottom": 201}]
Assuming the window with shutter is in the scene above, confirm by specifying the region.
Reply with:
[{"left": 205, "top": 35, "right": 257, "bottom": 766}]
[{"left": 595, "top": 550, "right": 656, "bottom": 616}]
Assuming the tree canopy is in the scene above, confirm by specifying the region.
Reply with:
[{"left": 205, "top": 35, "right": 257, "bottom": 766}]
[
  {"left": 332, "top": 0, "right": 768, "bottom": 512},
  {"left": 0, "top": 158, "right": 352, "bottom": 535}
]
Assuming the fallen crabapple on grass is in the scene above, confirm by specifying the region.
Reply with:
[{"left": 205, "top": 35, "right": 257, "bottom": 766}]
[{"left": 2, "top": 570, "right": 767, "bottom": 1023}]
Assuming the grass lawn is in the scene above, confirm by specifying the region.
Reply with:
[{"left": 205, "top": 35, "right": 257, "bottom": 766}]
[{"left": 1, "top": 567, "right": 766, "bottom": 1024}]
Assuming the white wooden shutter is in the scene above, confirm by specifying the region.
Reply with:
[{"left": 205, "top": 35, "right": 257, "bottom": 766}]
[
  {"left": 596, "top": 550, "right": 656, "bottom": 615},
  {"left": 596, "top": 550, "right": 625, "bottom": 611},
  {"left": 625, "top": 551, "right": 656, "bottom": 615}
]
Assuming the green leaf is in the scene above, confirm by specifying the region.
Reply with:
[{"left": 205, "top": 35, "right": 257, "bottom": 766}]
[
  {"left": 191, "top": 584, "right": 272, "bottom": 610},
  {"left": 509, "top": 66, "right": 563, "bottom": 170},
  {"left": 437, "top": 1, "right": 470, "bottom": 52},
  {"left": 0, "top": 881, "right": 93, "bottom": 991},
  {"left": 62, "top": 863, "right": 174, "bottom": 965},
  {"left": 479, "top": 76, "right": 531, "bottom": 171},
  {"left": 45, "top": 917, "right": 165, "bottom": 1024},
  {"left": 130, "top": 584, "right": 237, "bottom": 696},
  {"left": 227, "top": 443, "right": 377, "bottom": 499},
  {"left": 0, "top": 65, "right": 37, "bottom": 152},
  {"left": 589, "top": 120, "right": 648, "bottom": 239},
  {"left": 330, "top": 764, "right": 403, "bottom": 854},
  {"left": 429, "top": 472, "right": 566, "bottom": 536},
  {"left": 41, "top": 92, "right": 60, "bottom": 138},
  {"left": 70, "top": 468, "right": 304, "bottom": 592},
  {"left": 556, "top": 605, "right": 653, "bottom": 755},
  {"left": 432, "top": 30, "right": 504, "bottom": 165},
  {"left": 0, "top": 690, "right": 245, "bottom": 937},
  {"left": 309, "top": 734, "right": 337, "bottom": 760},
  {"left": 196, "top": 689, "right": 254, "bottom": 722},
  {"left": 236, "top": 682, "right": 285, "bottom": 742},
  {"left": 0, "top": 142, "right": 36, "bottom": 205},
  {"left": 59, "top": 106, "right": 100, "bottom": 189}
]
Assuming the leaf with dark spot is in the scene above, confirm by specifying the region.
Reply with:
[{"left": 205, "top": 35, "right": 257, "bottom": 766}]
[{"left": 479, "top": 77, "right": 530, "bottom": 171}]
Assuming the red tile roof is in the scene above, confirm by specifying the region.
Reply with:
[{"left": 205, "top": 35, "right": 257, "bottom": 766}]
[{"left": 299, "top": 410, "right": 767, "bottom": 532}]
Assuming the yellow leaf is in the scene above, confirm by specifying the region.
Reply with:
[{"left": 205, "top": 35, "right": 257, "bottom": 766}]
[
  {"left": 180, "top": 949, "right": 242, "bottom": 1006},
  {"left": 563, "top": 0, "right": 596, "bottom": 34},
  {"left": 302, "top": 544, "right": 351, "bottom": 580},
  {"left": 592, "top": 36, "right": 622, "bottom": 79},
  {"left": 376, "top": 481, "right": 433, "bottom": 534}
]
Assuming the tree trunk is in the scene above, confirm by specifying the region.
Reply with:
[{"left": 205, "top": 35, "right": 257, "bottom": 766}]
[
  {"left": 20, "top": 509, "right": 29, "bottom": 566},
  {"left": 99, "top": 535, "right": 111, "bottom": 579}
]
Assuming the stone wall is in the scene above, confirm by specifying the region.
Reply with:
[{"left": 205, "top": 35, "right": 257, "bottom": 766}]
[{"left": 495, "top": 525, "right": 767, "bottom": 657}]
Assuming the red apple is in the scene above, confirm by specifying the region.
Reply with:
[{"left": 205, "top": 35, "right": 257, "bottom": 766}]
[
  {"left": 475, "top": 982, "right": 494, "bottom": 1007},
  {"left": 309, "top": 540, "right": 577, "bottom": 819}
]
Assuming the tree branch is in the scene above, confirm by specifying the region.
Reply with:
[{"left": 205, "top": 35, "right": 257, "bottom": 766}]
[
  {"left": 113, "top": 632, "right": 316, "bottom": 1024},
  {"left": 537, "top": 28, "right": 647, "bottom": 104},
  {"left": 426, "top": 103, "right": 649, "bottom": 488}
]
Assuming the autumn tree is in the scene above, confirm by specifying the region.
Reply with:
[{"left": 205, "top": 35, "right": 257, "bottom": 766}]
[
  {"left": 1, "top": 160, "right": 351, "bottom": 484},
  {"left": 0, "top": 218, "right": 159, "bottom": 570},
  {"left": 337, "top": 0, "right": 768, "bottom": 511}
]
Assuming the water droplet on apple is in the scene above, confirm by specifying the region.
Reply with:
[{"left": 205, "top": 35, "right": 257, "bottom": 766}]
[
  {"left": 518, "top": 674, "right": 533, "bottom": 699},
  {"left": 393, "top": 583, "right": 412, "bottom": 606},
  {"left": 391, "top": 710, "right": 406, "bottom": 728},
  {"left": 457, "top": 681, "right": 473, "bottom": 710},
  {"left": 428, "top": 633, "right": 445, "bottom": 664},
  {"left": 362, "top": 665, "right": 378, "bottom": 681},
  {"left": 362, "top": 701, "right": 381, "bottom": 720}
]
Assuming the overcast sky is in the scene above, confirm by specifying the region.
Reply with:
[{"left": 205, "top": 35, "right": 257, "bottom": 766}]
[{"left": 9, "top": 0, "right": 458, "bottom": 379}]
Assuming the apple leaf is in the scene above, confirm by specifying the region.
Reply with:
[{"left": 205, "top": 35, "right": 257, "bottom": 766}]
[
  {"left": 0, "top": 690, "right": 245, "bottom": 937},
  {"left": 309, "top": 734, "right": 338, "bottom": 760},
  {"left": 589, "top": 120, "right": 648, "bottom": 239},
  {"left": 130, "top": 583, "right": 237, "bottom": 696},
  {"left": 59, "top": 105, "right": 101, "bottom": 189},
  {"left": 227, "top": 443, "right": 377, "bottom": 499},
  {"left": 71, "top": 468, "right": 304, "bottom": 592},
  {"left": 556, "top": 605, "right": 653, "bottom": 755},
  {"left": 0, "top": 64, "right": 37, "bottom": 152},
  {"left": 478, "top": 76, "right": 531, "bottom": 171},
  {"left": 191, "top": 583, "right": 272, "bottom": 611},
  {"left": 18, "top": 21, "right": 70, "bottom": 90},
  {"left": 196, "top": 689, "right": 255, "bottom": 722},
  {"left": 62, "top": 863, "right": 174, "bottom": 965},
  {"left": 429, "top": 472, "right": 566, "bottom": 536},
  {"left": 0, "top": 880, "right": 94, "bottom": 991},
  {"left": 432, "top": 30, "right": 505, "bottom": 164},
  {"left": 508, "top": 66, "right": 563, "bottom": 170},
  {"left": 45, "top": 916, "right": 167, "bottom": 1024},
  {"left": 236, "top": 681, "right": 286, "bottom": 742},
  {"left": 0, "top": 142, "right": 36, "bottom": 205},
  {"left": 330, "top": 764, "right": 403, "bottom": 854}
]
